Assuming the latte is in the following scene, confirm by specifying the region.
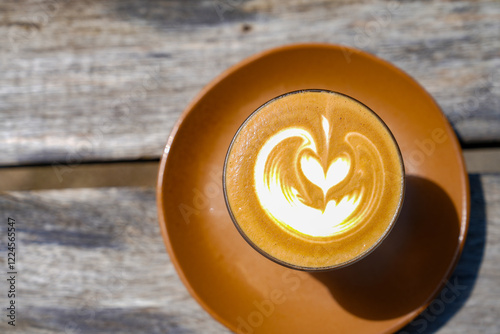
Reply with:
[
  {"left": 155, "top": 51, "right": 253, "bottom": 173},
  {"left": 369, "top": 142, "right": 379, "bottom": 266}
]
[{"left": 223, "top": 90, "right": 404, "bottom": 270}]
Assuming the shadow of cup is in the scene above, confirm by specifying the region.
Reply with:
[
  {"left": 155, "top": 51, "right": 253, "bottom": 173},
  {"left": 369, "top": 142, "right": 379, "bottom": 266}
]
[{"left": 312, "top": 175, "right": 461, "bottom": 320}]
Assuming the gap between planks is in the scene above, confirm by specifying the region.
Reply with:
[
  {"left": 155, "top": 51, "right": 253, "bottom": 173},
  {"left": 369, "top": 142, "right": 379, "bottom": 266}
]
[{"left": 0, "top": 149, "right": 499, "bottom": 192}]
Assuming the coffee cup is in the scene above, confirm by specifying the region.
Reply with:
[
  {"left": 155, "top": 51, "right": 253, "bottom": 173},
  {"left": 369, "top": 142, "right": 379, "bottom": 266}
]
[{"left": 223, "top": 89, "right": 405, "bottom": 271}]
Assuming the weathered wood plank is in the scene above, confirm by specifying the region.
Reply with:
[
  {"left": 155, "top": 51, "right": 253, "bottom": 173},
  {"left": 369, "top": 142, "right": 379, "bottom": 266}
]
[
  {"left": 0, "top": 174, "right": 498, "bottom": 333},
  {"left": 0, "top": 187, "right": 228, "bottom": 333},
  {"left": 0, "top": 0, "right": 499, "bottom": 166},
  {"left": 0, "top": 161, "right": 160, "bottom": 191},
  {"left": 463, "top": 148, "right": 500, "bottom": 174},
  {"left": 1, "top": 148, "right": 500, "bottom": 192}
]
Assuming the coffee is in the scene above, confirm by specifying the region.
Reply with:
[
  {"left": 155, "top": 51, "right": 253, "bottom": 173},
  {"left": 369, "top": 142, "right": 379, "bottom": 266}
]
[{"left": 223, "top": 90, "right": 404, "bottom": 270}]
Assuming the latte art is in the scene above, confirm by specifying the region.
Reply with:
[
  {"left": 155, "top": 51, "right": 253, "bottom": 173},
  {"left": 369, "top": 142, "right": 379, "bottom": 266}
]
[
  {"left": 224, "top": 90, "right": 404, "bottom": 270},
  {"left": 254, "top": 116, "right": 384, "bottom": 238}
]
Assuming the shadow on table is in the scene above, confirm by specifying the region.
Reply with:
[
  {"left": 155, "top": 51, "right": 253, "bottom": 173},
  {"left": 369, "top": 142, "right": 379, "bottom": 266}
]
[
  {"left": 311, "top": 175, "right": 486, "bottom": 331},
  {"left": 397, "top": 174, "right": 486, "bottom": 333}
]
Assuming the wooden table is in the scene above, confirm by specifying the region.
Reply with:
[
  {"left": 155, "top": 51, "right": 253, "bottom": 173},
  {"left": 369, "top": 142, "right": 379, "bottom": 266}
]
[{"left": 1, "top": 1, "right": 499, "bottom": 333}]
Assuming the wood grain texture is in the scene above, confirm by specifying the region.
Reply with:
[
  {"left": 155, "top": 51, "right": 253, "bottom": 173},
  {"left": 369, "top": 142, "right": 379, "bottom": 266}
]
[
  {"left": 0, "top": 187, "right": 229, "bottom": 334},
  {"left": 0, "top": 174, "right": 498, "bottom": 333},
  {"left": 1, "top": 148, "right": 500, "bottom": 192},
  {"left": 0, "top": 161, "right": 160, "bottom": 191},
  {"left": 0, "top": 0, "right": 499, "bottom": 166}
]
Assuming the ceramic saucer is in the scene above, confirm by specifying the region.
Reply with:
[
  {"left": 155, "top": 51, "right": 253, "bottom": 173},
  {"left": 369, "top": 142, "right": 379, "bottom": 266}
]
[{"left": 157, "top": 44, "right": 469, "bottom": 334}]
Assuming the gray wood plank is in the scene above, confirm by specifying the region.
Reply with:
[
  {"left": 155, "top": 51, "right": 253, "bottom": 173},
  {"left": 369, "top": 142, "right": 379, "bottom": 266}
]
[
  {"left": 0, "top": 0, "right": 499, "bottom": 166},
  {"left": 0, "top": 174, "right": 498, "bottom": 333},
  {"left": 0, "top": 187, "right": 228, "bottom": 334}
]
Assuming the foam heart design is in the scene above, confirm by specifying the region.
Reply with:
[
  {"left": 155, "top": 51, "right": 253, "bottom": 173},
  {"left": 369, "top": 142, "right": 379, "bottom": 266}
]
[
  {"left": 252, "top": 112, "right": 386, "bottom": 237},
  {"left": 300, "top": 154, "right": 350, "bottom": 196}
]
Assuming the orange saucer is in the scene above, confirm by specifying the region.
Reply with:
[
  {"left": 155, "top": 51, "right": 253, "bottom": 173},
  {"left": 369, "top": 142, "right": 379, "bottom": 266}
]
[{"left": 157, "top": 44, "right": 469, "bottom": 334}]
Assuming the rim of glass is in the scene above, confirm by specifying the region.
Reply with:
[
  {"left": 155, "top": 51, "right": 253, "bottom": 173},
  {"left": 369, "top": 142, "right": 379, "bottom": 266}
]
[{"left": 222, "top": 89, "right": 406, "bottom": 271}]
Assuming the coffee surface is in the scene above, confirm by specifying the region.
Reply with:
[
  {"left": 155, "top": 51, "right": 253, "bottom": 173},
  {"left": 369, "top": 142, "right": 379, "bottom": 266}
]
[{"left": 224, "top": 90, "right": 404, "bottom": 269}]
